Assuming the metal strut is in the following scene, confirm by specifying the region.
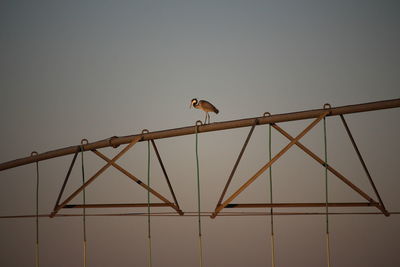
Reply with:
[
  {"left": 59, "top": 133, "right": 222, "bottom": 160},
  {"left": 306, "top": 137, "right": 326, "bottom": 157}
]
[
  {"left": 150, "top": 139, "right": 181, "bottom": 211},
  {"left": 340, "top": 115, "right": 390, "bottom": 216},
  {"left": 215, "top": 120, "right": 257, "bottom": 209}
]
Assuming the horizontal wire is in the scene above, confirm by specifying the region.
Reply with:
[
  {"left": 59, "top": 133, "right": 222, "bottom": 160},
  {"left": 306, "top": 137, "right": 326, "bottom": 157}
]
[{"left": 1, "top": 211, "right": 399, "bottom": 219}]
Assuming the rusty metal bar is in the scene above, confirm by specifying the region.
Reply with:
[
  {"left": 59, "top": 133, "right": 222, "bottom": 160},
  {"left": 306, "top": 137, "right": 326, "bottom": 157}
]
[
  {"left": 271, "top": 123, "right": 377, "bottom": 203},
  {"left": 211, "top": 112, "right": 329, "bottom": 218},
  {"left": 92, "top": 150, "right": 184, "bottom": 215},
  {"left": 63, "top": 203, "right": 173, "bottom": 209},
  {"left": 150, "top": 140, "right": 181, "bottom": 210},
  {"left": 52, "top": 151, "right": 79, "bottom": 213},
  {"left": 339, "top": 115, "right": 390, "bottom": 216},
  {"left": 225, "top": 202, "right": 379, "bottom": 208},
  {"left": 50, "top": 136, "right": 141, "bottom": 217},
  {"left": 216, "top": 121, "right": 257, "bottom": 208},
  {"left": 1, "top": 98, "right": 399, "bottom": 172}
]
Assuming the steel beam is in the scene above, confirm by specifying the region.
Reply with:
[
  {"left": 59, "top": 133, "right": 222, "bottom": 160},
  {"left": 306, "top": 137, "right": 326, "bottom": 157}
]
[
  {"left": 224, "top": 202, "right": 379, "bottom": 208},
  {"left": 1, "top": 98, "right": 399, "bottom": 171},
  {"left": 63, "top": 203, "right": 173, "bottom": 209}
]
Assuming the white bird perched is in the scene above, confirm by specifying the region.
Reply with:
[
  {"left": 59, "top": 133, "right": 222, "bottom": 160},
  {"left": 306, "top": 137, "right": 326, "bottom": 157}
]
[{"left": 190, "top": 98, "right": 219, "bottom": 124}]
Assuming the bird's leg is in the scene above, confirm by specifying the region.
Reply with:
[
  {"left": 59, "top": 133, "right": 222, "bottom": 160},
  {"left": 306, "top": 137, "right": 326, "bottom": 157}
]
[
  {"left": 204, "top": 112, "right": 208, "bottom": 124},
  {"left": 207, "top": 113, "right": 210, "bottom": 124}
]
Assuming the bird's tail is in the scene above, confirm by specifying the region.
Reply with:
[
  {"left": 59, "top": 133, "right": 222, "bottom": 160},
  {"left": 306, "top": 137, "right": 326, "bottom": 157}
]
[{"left": 215, "top": 108, "right": 219, "bottom": 114}]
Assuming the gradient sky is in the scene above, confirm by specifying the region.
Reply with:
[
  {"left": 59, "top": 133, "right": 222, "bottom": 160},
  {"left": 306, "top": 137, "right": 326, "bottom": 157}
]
[{"left": 1, "top": 1, "right": 399, "bottom": 266}]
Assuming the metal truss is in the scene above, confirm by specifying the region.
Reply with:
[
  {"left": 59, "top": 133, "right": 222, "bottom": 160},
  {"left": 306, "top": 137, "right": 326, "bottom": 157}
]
[
  {"left": 212, "top": 112, "right": 389, "bottom": 218},
  {"left": 50, "top": 136, "right": 183, "bottom": 218},
  {"left": 0, "top": 98, "right": 399, "bottom": 218}
]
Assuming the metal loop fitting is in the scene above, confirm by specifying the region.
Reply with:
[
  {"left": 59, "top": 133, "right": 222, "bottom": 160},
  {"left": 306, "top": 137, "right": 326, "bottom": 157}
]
[
  {"left": 31, "top": 151, "right": 38, "bottom": 157},
  {"left": 195, "top": 120, "right": 203, "bottom": 134},
  {"left": 323, "top": 103, "right": 332, "bottom": 109},
  {"left": 141, "top": 129, "right": 150, "bottom": 142},
  {"left": 80, "top": 139, "right": 89, "bottom": 152},
  {"left": 263, "top": 112, "right": 271, "bottom": 117},
  {"left": 81, "top": 138, "right": 89, "bottom": 145}
]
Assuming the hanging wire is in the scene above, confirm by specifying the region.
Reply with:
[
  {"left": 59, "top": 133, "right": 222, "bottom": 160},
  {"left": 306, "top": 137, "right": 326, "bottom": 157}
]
[
  {"left": 268, "top": 123, "right": 276, "bottom": 267},
  {"left": 80, "top": 144, "right": 87, "bottom": 267},
  {"left": 263, "top": 112, "right": 276, "bottom": 267},
  {"left": 323, "top": 116, "right": 331, "bottom": 267},
  {"left": 195, "top": 121, "right": 204, "bottom": 267},
  {"left": 32, "top": 151, "right": 40, "bottom": 267},
  {"left": 147, "top": 139, "right": 153, "bottom": 267}
]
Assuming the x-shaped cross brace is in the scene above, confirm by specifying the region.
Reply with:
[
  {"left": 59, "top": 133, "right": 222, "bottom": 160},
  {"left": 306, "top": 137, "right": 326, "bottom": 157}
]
[
  {"left": 212, "top": 111, "right": 388, "bottom": 218},
  {"left": 51, "top": 136, "right": 183, "bottom": 217}
]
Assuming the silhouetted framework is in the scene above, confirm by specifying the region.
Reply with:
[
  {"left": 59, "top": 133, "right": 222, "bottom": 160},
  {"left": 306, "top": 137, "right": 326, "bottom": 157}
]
[
  {"left": 0, "top": 98, "right": 399, "bottom": 218},
  {"left": 211, "top": 111, "right": 391, "bottom": 218},
  {"left": 49, "top": 136, "right": 183, "bottom": 217}
]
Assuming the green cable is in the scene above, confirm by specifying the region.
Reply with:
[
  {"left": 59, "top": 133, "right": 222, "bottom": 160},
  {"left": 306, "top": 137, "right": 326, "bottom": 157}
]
[
  {"left": 269, "top": 124, "right": 273, "bottom": 233},
  {"left": 35, "top": 161, "right": 40, "bottom": 267},
  {"left": 195, "top": 124, "right": 203, "bottom": 267},
  {"left": 81, "top": 148, "right": 87, "bottom": 267},
  {"left": 323, "top": 117, "right": 331, "bottom": 267},
  {"left": 147, "top": 140, "right": 153, "bottom": 267},
  {"left": 268, "top": 124, "right": 276, "bottom": 267},
  {"left": 323, "top": 118, "right": 329, "bottom": 232}
]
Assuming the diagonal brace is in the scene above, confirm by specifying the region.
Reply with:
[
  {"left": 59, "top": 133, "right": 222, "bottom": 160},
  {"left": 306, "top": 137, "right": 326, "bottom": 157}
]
[
  {"left": 50, "top": 136, "right": 141, "bottom": 217},
  {"left": 340, "top": 115, "right": 389, "bottom": 216},
  {"left": 216, "top": 121, "right": 257, "bottom": 210},
  {"left": 52, "top": 150, "right": 79, "bottom": 214},
  {"left": 150, "top": 139, "right": 181, "bottom": 211},
  {"left": 271, "top": 123, "right": 378, "bottom": 204},
  {"left": 211, "top": 111, "right": 329, "bottom": 218},
  {"left": 93, "top": 149, "right": 183, "bottom": 215}
]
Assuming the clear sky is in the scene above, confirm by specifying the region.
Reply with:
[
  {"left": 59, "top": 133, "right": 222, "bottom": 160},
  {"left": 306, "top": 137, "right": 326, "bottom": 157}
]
[{"left": 1, "top": 1, "right": 399, "bottom": 266}]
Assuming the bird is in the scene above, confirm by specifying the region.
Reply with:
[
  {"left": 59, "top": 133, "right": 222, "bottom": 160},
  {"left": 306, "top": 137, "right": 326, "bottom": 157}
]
[{"left": 190, "top": 98, "right": 219, "bottom": 124}]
